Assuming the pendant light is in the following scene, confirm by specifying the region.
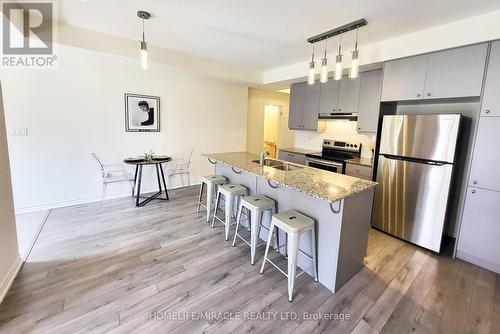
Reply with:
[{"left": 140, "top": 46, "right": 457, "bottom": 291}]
[
  {"left": 306, "top": 19, "right": 367, "bottom": 82},
  {"left": 334, "top": 33, "right": 343, "bottom": 81},
  {"left": 307, "top": 43, "right": 316, "bottom": 85},
  {"left": 349, "top": 27, "right": 360, "bottom": 79},
  {"left": 137, "top": 11, "right": 151, "bottom": 70},
  {"left": 320, "top": 39, "right": 329, "bottom": 83}
]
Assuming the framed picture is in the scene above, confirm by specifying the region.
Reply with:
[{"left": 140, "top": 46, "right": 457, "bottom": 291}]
[{"left": 124, "top": 93, "right": 160, "bottom": 132}]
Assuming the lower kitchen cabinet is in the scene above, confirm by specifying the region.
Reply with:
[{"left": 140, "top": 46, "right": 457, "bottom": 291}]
[
  {"left": 278, "top": 150, "right": 306, "bottom": 165},
  {"left": 345, "top": 163, "right": 372, "bottom": 180},
  {"left": 457, "top": 187, "right": 500, "bottom": 274}
]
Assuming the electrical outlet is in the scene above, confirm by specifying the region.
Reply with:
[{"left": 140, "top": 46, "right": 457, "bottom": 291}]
[{"left": 10, "top": 128, "right": 29, "bottom": 136}]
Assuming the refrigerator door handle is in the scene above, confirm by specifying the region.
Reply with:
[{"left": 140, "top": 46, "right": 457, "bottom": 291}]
[{"left": 380, "top": 154, "right": 449, "bottom": 166}]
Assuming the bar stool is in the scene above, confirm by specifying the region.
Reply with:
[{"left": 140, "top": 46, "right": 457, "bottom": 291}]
[
  {"left": 260, "top": 210, "right": 318, "bottom": 302},
  {"left": 212, "top": 184, "right": 248, "bottom": 241},
  {"left": 197, "top": 175, "right": 228, "bottom": 222},
  {"left": 232, "top": 195, "right": 277, "bottom": 265}
]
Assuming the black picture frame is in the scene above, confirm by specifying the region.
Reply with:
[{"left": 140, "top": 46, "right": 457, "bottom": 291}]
[{"left": 124, "top": 93, "right": 160, "bottom": 132}]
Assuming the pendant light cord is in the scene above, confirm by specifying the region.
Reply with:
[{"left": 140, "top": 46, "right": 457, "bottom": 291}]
[
  {"left": 338, "top": 33, "right": 342, "bottom": 55},
  {"left": 354, "top": 27, "right": 359, "bottom": 51},
  {"left": 142, "top": 18, "right": 145, "bottom": 42}
]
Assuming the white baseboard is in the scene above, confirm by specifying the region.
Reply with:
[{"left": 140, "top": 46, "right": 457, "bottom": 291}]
[
  {"left": 456, "top": 250, "right": 500, "bottom": 275},
  {"left": 14, "top": 181, "right": 201, "bottom": 215},
  {"left": 0, "top": 255, "right": 22, "bottom": 304},
  {"left": 14, "top": 186, "right": 158, "bottom": 215}
]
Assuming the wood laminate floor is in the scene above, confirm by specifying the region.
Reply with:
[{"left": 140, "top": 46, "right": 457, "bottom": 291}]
[{"left": 0, "top": 186, "right": 498, "bottom": 334}]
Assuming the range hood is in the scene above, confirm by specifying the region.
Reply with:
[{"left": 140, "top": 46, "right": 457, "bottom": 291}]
[{"left": 318, "top": 112, "right": 358, "bottom": 121}]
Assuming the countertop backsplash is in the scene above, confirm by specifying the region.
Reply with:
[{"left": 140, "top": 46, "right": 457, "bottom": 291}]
[{"left": 293, "top": 121, "right": 376, "bottom": 159}]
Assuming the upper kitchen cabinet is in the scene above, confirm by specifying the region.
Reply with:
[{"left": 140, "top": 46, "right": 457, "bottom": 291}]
[
  {"left": 468, "top": 116, "right": 500, "bottom": 192},
  {"left": 481, "top": 41, "right": 500, "bottom": 116},
  {"left": 319, "top": 80, "right": 340, "bottom": 114},
  {"left": 289, "top": 82, "right": 321, "bottom": 130},
  {"left": 381, "top": 55, "right": 427, "bottom": 101},
  {"left": 424, "top": 43, "right": 487, "bottom": 99},
  {"left": 357, "top": 70, "right": 383, "bottom": 133},
  {"left": 289, "top": 82, "right": 305, "bottom": 129},
  {"left": 302, "top": 81, "right": 321, "bottom": 129},
  {"left": 381, "top": 43, "right": 488, "bottom": 102},
  {"left": 338, "top": 76, "right": 361, "bottom": 113}
]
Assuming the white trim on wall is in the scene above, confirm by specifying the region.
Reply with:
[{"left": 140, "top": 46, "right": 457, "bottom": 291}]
[{"left": 0, "top": 255, "right": 22, "bottom": 304}]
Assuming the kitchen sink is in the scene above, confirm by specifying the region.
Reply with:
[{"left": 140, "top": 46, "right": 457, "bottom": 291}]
[
  {"left": 272, "top": 164, "right": 304, "bottom": 171},
  {"left": 251, "top": 158, "right": 283, "bottom": 167}
]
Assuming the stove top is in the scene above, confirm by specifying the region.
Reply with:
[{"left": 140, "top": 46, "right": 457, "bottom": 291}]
[{"left": 306, "top": 139, "right": 362, "bottom": 162}]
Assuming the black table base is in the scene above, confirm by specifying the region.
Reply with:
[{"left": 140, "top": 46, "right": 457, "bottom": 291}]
[{"left": 133, "top": 163, "right": 170, "bottom": 207}]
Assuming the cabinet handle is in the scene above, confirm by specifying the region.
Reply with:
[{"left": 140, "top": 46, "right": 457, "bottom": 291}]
[
  {"left": 416, "top": 93, "right": 421, "bottom": 97},
  {"left": 485, "top": 109, "right": 490, "bottom": 114},
  {"left": 426, "top": 92, "right": 431, "bottom": 97},
  {"left": 473, "top": 181, "right": 478, "bottom": 185},
  {"left": 471, "top": 190, "right": 476, "bottom": 194}
]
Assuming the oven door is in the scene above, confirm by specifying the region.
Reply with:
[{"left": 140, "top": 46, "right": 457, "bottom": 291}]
[{"left": 305, "top": 157, "right": 344, "bottom": 174}]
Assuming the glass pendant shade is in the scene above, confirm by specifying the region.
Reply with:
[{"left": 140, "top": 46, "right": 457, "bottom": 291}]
[
  {"left": 320, "top": 57, "right": 328, "bottom": 83},
  {"left": 334, "top": 54, "right": 343, "bottom": 80},
  {"left": 349, "top": 50, "right": 359, "bottom": 78},
  {"left": 140, "top": 41, "right": 148, "bottom": 69},
  {"left": 308, "top": 60, "right": 315, "bottom": 85}
]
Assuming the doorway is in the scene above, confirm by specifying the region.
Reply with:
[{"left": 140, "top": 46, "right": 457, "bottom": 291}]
[{"left": 263, "top": 105, "right": 280, "bottom": 158}]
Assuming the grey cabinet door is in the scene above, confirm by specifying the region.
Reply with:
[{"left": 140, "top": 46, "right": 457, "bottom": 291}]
[
  {"left": 457, "top": 187, "right": 500, "bottom": 269},
  {"left": 381, "top": 55, "right": 427, "bottom": 101},
  {"left": 302, "top": 82, "right": 321, "bottom": 130},
  {"left": 481, "top": 41, "right": 500, "bottom": 116},
  {"left": 319, "top": 80, "right": 340, "bottom": 114},
  {"left": 338, "top": 76, "right": 361, "bottom": 113},
  {"left": 424, "top": 44, "right": 487, "bottom": 99},
  {"left": 289, "top": 82, "right": 305, "bottom": 129},
  {"left": 469, "top": 116, "right": 500, "bottom": 192},
  {"left": 357, "top": 70, "right": 382, "bottom": 133}
]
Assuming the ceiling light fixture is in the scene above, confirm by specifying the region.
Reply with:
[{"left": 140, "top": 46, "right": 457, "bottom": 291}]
[
  {"left": 349, "top": 27, "right": 360, "bottom": 79},
  {"left": 307, "top": 18, "right": 367, "bottom": 83},
  {"left": 320, "top": 39, "right": 328, "bottom": 83},
  {"left": 334, "top": 33, "right": 343, "bottom": 81},
  {"left": 137, "top": 10, "right": 151, "bottom": 70},
  {"left": 308, "top": 43, "right": 316, "bottom": 85}
]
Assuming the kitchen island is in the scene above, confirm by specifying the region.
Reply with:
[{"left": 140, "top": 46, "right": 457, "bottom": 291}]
[{"left": 204, "top": 152, "right": 377, "bottom": 293}]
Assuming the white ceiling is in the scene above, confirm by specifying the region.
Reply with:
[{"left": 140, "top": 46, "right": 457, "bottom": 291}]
[{"left": 59, "top": 0, "right": 500, "bottom": 71}]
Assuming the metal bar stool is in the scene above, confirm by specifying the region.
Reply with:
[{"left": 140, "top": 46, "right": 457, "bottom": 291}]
[
  {"left": 232, "top": 195, "right": 278, "bottom": 265},
  {"left": 197, "top": 175, "right": 228, "bottom": 222},
  {"left": 212, "top": 184, "right": 248, "bottom": 240},
  {"left": 260, "top": 210, "right": 318, "bottom": 302}
]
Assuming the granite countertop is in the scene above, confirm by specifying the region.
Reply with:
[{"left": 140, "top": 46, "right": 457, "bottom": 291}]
[
  {"left": 204, "top": 152, "right": 377, "bottom": 203},
  {"left": 346, "top": 157, "right": 374, "bottom": 168},
  {"left": 278, "top": 147, "right": 321, "bottom": 155}
]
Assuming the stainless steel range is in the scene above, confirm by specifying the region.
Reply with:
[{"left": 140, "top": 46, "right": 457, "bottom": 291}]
[{"left": 305, "top": 139, "right": 362, "bottom": 174}]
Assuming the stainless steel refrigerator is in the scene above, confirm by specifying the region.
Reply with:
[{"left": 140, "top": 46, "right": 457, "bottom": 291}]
[{"left": 372, "top": 114, "right": 462, "bottom": 252}]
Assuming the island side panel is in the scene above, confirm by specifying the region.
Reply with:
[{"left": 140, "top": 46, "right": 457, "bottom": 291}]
[
  {"left": 256, "top": 177, "right": 343, "bottom": 292},
  {"left": 335, "top": 188, "right": 374, "bottom": 290},
  {"left": 215, "top": 162, "right": 258, "bottom": 194}
]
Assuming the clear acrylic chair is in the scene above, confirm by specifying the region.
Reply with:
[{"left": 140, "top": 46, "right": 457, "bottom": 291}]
[
  {"left": 91, "top": 153, "right": 135, "bottom": 205},
  {"left": 165, "top": 148, "right": 193, "bottom": 188}
]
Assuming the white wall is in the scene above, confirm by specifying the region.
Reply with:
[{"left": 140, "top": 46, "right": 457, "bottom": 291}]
[
  {"left": 0, "top": 83, "right": 20, "bottom": 303},
  {"left": 294, "top": 121, "right": 376, "bottom": 158},
  {"left": 0, "top": 45, "right": 248, "bottom": 212}
]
